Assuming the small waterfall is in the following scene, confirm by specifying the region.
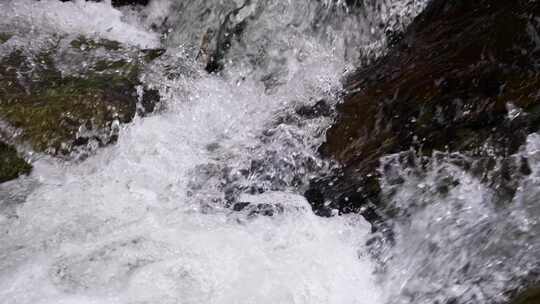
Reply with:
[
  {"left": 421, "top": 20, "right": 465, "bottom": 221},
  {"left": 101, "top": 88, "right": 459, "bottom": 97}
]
[{"left": 3, "top": 1, "right": 535, "bottom": 304}]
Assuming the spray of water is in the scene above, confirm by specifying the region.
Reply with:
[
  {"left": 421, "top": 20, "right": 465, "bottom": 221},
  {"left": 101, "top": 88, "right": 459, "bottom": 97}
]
[
  {"left": 3, "top": 1, "right": 533, "bottom": 304},
  {"left": 0, "top": 0, "right": 414, "bottom": 303},
  {"left": 376, "top": 140, "right": 540, "bottom": 304}
]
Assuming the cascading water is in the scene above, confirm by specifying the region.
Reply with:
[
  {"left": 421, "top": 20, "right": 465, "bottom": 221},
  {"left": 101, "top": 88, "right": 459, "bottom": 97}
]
[
  {"left": 376, "top": 144, "right": 540, "bottom": 304},
  {"left": 2, "top": 1, "right": 536, "bottom": 304}
]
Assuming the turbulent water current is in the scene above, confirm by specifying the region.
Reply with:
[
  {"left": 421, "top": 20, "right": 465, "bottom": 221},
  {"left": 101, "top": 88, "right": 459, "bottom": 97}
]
[{"left": 0, "top": 1, "right": 538, "bottom": 304}]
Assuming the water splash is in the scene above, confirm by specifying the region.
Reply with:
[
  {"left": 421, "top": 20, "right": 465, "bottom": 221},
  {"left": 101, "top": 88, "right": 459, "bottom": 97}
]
[
  {"left": 0, "top": 0, "right": 159, "bottom": 48},
  {"left": 377, "top": 142, "right": 540, "bottom": 304},
  {"left": 0, "top": 0, "right": 416, "bottom": 303},
  {"left": 6, "top": 1, "right": 527, "bottom": 304}
]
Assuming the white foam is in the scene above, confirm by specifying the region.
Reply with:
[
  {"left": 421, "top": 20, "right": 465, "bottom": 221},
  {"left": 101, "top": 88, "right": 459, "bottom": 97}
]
[
  {"left": 0, "top": 0, "right": 159, "bottom": 48},
  {"left": 0, "top": 0, "right": 439, "bottom": 303},
  {"left": 0, "top": 3, "right": 382, "bottom": 302}
]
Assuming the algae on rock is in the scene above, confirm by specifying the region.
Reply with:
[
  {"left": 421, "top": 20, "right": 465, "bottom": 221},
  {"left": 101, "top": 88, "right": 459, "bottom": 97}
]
[{"left": 0, "top": 34, "right": 162, "bottom": 156}]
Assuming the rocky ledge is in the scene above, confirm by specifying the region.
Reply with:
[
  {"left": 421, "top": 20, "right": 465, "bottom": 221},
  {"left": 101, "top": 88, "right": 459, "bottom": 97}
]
[{"left": 0, "top": 34, "right": 164, "bottom": 182}]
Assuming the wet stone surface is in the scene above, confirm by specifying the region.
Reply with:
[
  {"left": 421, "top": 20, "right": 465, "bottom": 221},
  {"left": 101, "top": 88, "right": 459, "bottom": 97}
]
[
  {"left": 309, "top": 0, "right": 540, "bottom": 217},
  {"left": 59, "top": 0, "right": 151, "bottom": 7},
  {"left": 0, "top": 34, "right": 163, "bottom": 181},
  {"left": 304, "top": 1, "right": 540, "bottom": 303}
]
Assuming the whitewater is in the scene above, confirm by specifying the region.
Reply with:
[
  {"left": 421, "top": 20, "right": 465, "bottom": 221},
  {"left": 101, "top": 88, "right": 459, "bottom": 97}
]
[
  {"left": 1, "top": 1, "right": 538, "bottom": 304},
  {"left": 0, "top": 0, "right": 392, "bottom": 303}
]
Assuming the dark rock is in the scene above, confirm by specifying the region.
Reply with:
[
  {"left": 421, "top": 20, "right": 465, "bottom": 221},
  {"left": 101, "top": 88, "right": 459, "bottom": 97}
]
[
  {"left": 232, "top": 202, "right": 284, "bottom": 217},
  {"left": 232, "top": 202, "right": 251, "bottom": 212},
  {"left": 311, "top": 0, "right": 540, "bottom": 217},
  {"left": 110, "top": 0, "right": 150, "bottom": 6},
  {"left": 295, "top": 99, "right": 332, "bottom": 119},
  {"left": 140, "top": 89, "right": 161, "bottom": 114},
  {"left": 57, "top": 0, "right": 150, "bottom": 7},
  {"left": 229, "top": 192, "right": 310, "bottom": 218},
  {"left": 204, "top": 0, "right": 255, "bottom": 73},
  {"left": 0, "top": 141, "right": 31, "bottom": 183},
  {"left": 142, "top": 48, "right": 166, "bottom": 62},
  {"left": 69, "top": 36, "right": 122, "bottom": 51},
  {"left": 304, "top": 188, "right": 325, "bottom": 211}
]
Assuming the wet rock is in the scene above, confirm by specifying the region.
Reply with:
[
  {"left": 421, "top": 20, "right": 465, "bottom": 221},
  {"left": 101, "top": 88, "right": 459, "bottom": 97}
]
[
  {"left": 58, "top": 0, "right": 151, "bottom": 7},
  {"left": 295, "top": 99, "right": 332, "bottom": 119},
  {"left": 69, "top": 35, "right": 122, "bottom": 51},
  {"left": 509, "top": 285, "right": 540, "bottom": 304},
  {"left": 231, "top": 192, "right": 310, "bottom": 217},
  {"left": 0, "top": 33, "right": 12, "bottom": 44},
  {"left": 204, "top": 0, "right": 257, "bottom": 73},
  {"left": 0, "top": 141, "right": 31, "bottom": 183},
  {"left": 232, "top": 202, "right": 284, "bottom": 217},
  {"left": 140, "top": 88, "right": 161, "bottom": 114},
  {"left": 0, "top": 35, "right": 162, "bottom": 157},
  {"left": 309, "top": 0, "right": 540, "bottom": 216},
  {"left": 110, "top": 0, "right": 150, "bottom": 6}
]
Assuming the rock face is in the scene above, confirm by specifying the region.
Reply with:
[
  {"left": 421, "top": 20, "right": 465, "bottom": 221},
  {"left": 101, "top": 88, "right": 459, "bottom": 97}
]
[
  {"left": 308, "top": 0, "right": 540, "bottom": 216},
  {"left": 0, "top": 34, "right": 163, "bottom": 181}
]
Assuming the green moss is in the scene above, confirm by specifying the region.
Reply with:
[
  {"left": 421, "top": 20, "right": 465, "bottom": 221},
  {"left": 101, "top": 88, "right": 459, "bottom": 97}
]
[
  {"left": 0, "top": 141, "right": 31, "bottom": 183},
  {"left": 0, "top": 34, "right": 163, "bottom": 155},
  {"left": 0, "top": 66, "right": 140, "bottom": 152},
  {"left": 141, "top": 48, "right": 166, "bottom": 62},
  {"left": 2, "top": 93, "right": 110, "bottom": 152},
  {"left": 94, "top": 59, "right": 129, "bottom": 72},
  {"left": 0, "top": 49, "right": 138, "bottom": 153},
  {"left": 70, "top": 36, "right": 121, "bottom": 51}
]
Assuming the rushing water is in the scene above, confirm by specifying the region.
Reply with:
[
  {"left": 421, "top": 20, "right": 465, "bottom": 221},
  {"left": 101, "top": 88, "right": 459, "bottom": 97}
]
[
  {"left": 0, "top": 1, "right": 538, "bottom": 304},
  {"left": 377, "top": 144, "right": 540, "bottom": 304}
]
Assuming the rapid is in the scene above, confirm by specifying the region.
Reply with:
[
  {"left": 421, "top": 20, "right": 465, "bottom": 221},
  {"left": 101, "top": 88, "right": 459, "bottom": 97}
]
[{"left": 0, "top": 1, "right": 537, "bottom": 304}]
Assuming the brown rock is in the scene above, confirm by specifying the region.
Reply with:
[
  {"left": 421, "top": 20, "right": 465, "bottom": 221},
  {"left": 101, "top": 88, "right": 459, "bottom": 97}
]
[{"left": 308, "top": 0, "right": 540, "bottom": 214}]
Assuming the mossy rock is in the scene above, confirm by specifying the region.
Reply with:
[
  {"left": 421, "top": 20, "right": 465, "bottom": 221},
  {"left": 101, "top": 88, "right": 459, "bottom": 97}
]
[
  {"left": 69, "top": 36, "right": 122, "bottom": 52},
  {"left": 0, "top": 35, "right": 162, "bottom": 156},
  {"left": 0, "top": 32, "right": 12, "bottom": 44},
  {"left": 510, "top": 286, "right": 540, "bottom": 304},
  {"left": 0, "top": 141, "right": 31, "bottom": 183}
]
